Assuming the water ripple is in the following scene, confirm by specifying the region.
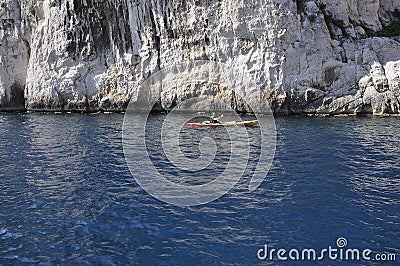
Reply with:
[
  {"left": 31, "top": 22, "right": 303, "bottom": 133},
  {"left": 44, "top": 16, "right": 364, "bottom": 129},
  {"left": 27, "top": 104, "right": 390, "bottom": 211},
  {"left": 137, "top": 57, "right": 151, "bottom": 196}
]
[{"left": 0, "top": 114, "right": 398, "bottom": 264}]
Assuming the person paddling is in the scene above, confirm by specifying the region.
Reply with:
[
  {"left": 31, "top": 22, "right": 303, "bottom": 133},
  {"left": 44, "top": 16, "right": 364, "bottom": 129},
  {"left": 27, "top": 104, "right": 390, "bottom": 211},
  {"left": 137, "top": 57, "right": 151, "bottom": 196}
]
[{"left": 210, "top": 112, "right": 223, "bottom": 124}]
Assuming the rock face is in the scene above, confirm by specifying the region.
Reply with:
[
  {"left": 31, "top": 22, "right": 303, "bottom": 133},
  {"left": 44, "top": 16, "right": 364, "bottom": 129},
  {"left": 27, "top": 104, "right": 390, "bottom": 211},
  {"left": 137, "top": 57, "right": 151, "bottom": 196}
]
[
  {"left": 0, "top": 0, "right": 30, "bottom": 110},
  {"left": 1, "top": 0, "right": 400, "bottom": 114}
]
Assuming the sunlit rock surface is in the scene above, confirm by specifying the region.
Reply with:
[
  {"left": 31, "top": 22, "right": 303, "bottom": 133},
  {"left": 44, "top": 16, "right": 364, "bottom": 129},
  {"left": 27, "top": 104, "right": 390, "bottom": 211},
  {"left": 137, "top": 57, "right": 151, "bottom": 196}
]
[{"left": 0, "top": 0, "right": 399, "bottom": 114}]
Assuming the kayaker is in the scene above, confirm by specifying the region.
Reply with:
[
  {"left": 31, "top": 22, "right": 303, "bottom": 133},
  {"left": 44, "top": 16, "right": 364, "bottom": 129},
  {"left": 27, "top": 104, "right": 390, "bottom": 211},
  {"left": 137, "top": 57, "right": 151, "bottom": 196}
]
[{"left": 210, "top": 112, "right": 223, "bottom": 123}]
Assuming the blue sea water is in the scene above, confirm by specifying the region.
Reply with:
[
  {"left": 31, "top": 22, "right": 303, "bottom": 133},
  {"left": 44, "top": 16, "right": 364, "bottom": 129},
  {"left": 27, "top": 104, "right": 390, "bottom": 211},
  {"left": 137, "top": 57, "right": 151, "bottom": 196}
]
[{"left": 0, "top": 113, "right": 399, "bottom": 265}]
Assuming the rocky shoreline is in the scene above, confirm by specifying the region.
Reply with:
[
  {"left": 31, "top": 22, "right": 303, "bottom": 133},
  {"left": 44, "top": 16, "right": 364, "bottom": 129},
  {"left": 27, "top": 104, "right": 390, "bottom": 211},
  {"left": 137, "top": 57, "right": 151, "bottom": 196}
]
[
  {"left": 2, "top": 109, "right": 400, "bottom": 118},
  {"left": 1, "top": 0, "right": 400, "bottom": 115}
]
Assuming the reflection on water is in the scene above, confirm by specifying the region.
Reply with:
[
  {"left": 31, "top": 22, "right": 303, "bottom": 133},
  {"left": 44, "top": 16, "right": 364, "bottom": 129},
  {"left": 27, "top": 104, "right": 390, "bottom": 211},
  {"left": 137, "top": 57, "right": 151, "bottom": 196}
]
[{"left": 0, "top": 114, "right": 399, "bottom": 264}]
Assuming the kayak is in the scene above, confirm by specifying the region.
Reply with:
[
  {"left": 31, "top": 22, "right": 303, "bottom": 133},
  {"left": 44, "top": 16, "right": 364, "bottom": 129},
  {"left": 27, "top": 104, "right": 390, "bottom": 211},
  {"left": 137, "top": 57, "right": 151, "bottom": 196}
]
[{"left": 187, "top": 120, "right": 259, "bottom": 127}]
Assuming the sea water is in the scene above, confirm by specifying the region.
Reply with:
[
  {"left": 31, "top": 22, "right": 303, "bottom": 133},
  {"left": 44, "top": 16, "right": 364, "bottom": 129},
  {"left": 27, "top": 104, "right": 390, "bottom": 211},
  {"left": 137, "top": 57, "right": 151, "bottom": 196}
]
[{"left": 0, "top": 113, "right": 398, "bottom": 265}]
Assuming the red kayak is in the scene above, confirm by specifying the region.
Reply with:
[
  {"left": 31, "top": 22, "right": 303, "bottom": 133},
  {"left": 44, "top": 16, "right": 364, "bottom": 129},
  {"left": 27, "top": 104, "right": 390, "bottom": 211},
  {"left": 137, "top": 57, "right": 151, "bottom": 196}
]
[{"left": 186, "top": 120, "right": 259, "bottom": 127}]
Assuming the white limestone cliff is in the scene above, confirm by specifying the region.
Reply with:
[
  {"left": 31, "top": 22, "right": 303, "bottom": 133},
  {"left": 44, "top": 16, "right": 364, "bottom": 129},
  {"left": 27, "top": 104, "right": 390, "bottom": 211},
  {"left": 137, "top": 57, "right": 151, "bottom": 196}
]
[
  {"left": 0, "top": 0, "right": 30, "bottom": 110},
  {"left": 0, "top": 0, "right": 399, "bottom": 114}
]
